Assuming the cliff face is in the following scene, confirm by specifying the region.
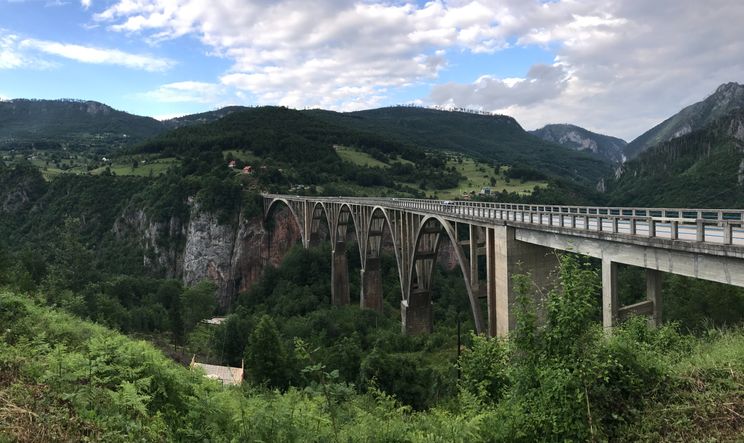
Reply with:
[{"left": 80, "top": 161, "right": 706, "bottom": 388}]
[{"left": 116, "top": 204, "right": 302, "bottom": 310}]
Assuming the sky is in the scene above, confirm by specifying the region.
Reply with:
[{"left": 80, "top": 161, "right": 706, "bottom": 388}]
[{"left": 1, "top": 0, "right": 743, "bottom": 141}]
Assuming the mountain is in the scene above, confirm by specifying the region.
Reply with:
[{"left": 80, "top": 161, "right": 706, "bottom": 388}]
[
  {"left": 529, "top": 124, "right": 626, "bottom": 163},
  {"left": 0, "top": 99, "right": 165, "bottom": 149},
  {"left": 607, "top": 108, "right": 744, "bottom": 208},
  {"left": 306, "top": 106, "right": 612, "bottom": 186},
  {"left": 163, "top": 106, "right": 250, "bottom": 129},
  {"left": 624, "top": 82, "right": 744, "bottom": 159}
]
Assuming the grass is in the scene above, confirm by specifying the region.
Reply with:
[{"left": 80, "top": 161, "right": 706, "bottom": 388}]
[
  {"left": 223, "top": 150, "right": 263, "bottom": 165},
  {"left": 90, "top": 157, "right": 179, "bottom": 177},
  {"left": 418, "top": 157, "right": 548, "bottom": 199},
  {"left": 335, "top": 145, "right": 390, "bottom": 168}
]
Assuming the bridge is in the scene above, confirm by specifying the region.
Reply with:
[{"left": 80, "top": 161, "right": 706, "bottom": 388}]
[{"left": 263, "top": 194, "right": 744, "bottom": 336}]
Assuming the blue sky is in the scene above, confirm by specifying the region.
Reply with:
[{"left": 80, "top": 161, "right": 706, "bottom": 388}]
[{"left": 1, "top": 0, "right": 743, "bottom": 140}]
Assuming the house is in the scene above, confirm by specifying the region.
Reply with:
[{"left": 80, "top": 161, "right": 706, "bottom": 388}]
[
  {"left": 228, "top": 160, "right": 237, "bottom": 168},
  {"left": 242, "top": 165, "right": 253, "bottom": 174},
  {"left": 480, "top": 187, "right": 491, "bottom": 195},
  {"left": 190, "top": 356, "right": 244, "bottom": 386}
]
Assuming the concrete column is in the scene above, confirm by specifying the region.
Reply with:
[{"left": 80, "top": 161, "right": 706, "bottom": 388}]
[
  {"left": 401, "top": 288, "right": 433, "bottom": 334},
  {"left": 360, "top": 257, "right": 383, "bottom": 312},
  {"left": 490, "top": 225, "right": 557, "bottom": 337},
  {"left": 485, "top": 228, "right": 498, "bottom": 337},
  {"left": 646, "top": 269, "right": 663, "bottom": 327},
  {"left": 331, "top": 241, "right": 350, "bottom": 306},
  {"left": 602, "top": 258, "right": 618, "bottom": 329}
]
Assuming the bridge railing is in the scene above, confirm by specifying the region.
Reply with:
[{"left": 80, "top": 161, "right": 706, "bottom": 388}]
[{"left": 262, "top": 194, "right": 744, "bottom": 247}]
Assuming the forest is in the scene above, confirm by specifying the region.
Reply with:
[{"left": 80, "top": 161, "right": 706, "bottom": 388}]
[
  {"left": 0, "top": 103, "right": 743, "bottom": 441},
  {"left": 0, "top": 252, "right": 742, "bottom": 441}
]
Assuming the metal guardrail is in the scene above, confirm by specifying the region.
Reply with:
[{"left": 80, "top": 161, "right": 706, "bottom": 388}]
[{"left": 263, "top": 195, "right": 744, "bottom": 247}]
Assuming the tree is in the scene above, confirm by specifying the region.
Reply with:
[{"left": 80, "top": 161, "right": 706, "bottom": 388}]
[
  {"left": 181, "top": 281, "right": 217, "bottom": 334},
  {"left": 245, "top": 315, "right": 290, "bottom": 389}
]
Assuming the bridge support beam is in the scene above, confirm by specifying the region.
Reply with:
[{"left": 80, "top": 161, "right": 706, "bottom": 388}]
[
  {"left": 331, "top": 241, "right": 350, "bottom": 306},
  {"left": 360, "top": 257, "right": 383, "bottom": 312},
  {"left": 646, "top": 269, "right": 662, "bottom": 327},
  {"left": 602, "top": 258, "right": 619, "bottom": 329},
  {"left": 402, "top": 288, "right": 433, "bottom": 335},
  {"left": 488, "top": 225, "right": 558, "bottom": 337}
]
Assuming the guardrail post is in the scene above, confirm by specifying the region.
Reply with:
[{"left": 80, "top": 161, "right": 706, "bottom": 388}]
[
  {"left": 696, "top": 220, "right": 705, "bottom": 242},
  {"left": 630, "top": 218, "right": 637, "bottom": 235},
  {"left": 597, "top": 216, "right": 603, "bottom": 232},
  {"left": 670, "top": 220, "right": 679, "bottom": 240},
  {"left": 612, "top": 217, "right": 619, "bottom": 234},
  {"left": 648, "top": 218, "right": 655, "bottom": 238},
  {"left": 723, "top": 222, "right": 733, "bottom": 245}
]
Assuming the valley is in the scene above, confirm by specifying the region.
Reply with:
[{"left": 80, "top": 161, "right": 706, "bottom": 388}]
[{"left": 1, "top": 83, "right": 743, "bottom": 441}]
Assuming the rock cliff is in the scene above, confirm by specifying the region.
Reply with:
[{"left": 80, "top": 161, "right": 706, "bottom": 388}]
[{"left": 115, "top": 203, "right": 302, "bottom": 310}]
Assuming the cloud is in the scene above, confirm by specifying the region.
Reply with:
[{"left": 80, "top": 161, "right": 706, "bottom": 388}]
[
  {"left": 21, "top": 38, "right": 174, "bottom": 71},
  {"left": 141, "top": 81, "right": 223, "bottom": 104},
  {"left": 0, "top": 31, "right": 56, "bottom": 70},
  {"left": 80, "top": 0, "right": 91, "bottom": 9},
  {"left": 91, "top": 0, "right": 744, "bottom": 139},
  {"left": 428, "top": 0, "right": 744, "bottom": 140},
  {"left": 93, "top": 0, "right": 515, "bottom": 109},
  {"left": 431, "top": 63, "right": 569, "bottom": 109}
]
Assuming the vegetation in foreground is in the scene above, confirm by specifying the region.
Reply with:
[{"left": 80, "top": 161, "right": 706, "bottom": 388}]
[{"left": 1, "top": 254, "right": 742, "bottom": 442}]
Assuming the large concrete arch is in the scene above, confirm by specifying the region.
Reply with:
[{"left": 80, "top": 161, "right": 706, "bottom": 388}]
[
  {"left": 309, "top": 201, "right": 332, "bottom": 246},
  {"left": 404, "top": 215, "right": 485, "bottom": 335},
  {"left": 265, "top": 198, "right": 306, "bottom": 247},
  {"left": 358, "top": 206, "right": 403, "bottom": 313}
]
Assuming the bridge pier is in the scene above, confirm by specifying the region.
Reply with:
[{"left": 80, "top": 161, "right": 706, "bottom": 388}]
[
  {"left": 402, "top": 288, "right": 433, "bottom": 334},
  {"left": 604, "top": 263, "right": 664, "bottom": 329},
  {"left": 360, "top": 257, "right": 383, "bottom": 312},
  {"left": 331, "top": 241, "right": 350, "bottom": 306},
  {"left": 488, "top": 226, "right": 558, "bottom": 337}
]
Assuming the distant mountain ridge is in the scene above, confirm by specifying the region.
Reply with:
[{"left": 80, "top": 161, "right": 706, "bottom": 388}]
[
  {"left": 529, "top": 123, "right": 626, "bottom": 163},
  {"left": 163, "top": 106, "right": 250, "bottom": 129},
  {"left": 624, "top": 82, "right": 744, "bottom": 159},
  {"left": 0, "top": 99, "right": 165, "bottom": 148},
  {"left": 607, "top": 107, "right": 744, "bottom": 208},
  {"left": 307, "top": 106, "right": 611, "bottom": 186}
]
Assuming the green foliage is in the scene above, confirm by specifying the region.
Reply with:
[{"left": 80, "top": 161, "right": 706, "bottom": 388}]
[
  {"left": 309, "top": 106, "right": 611, "bottom": 186},
  {"left": 181, "top": 281, "right": 218, "bottom": 334},
  {"left": 607, "top": 109, "right": 744, "bottom": 208},
  {"left": 457, "top": 334, "right": 509, "bottom": 404},
  {"left": 245, "top": 315, "right": 291, "bottom": 389}
]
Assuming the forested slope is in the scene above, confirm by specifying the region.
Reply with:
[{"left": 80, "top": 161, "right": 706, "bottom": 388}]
[
  {"left": 607, "top": 108, "right": 744, "bottom": 208},
  {"left": 308, "top": 106, "right": 612, "bottom": 186}
]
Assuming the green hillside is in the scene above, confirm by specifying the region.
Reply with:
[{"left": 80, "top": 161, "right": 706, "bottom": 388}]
[
  {"left": 624, "top": 82, "right": 744, "bottom": 159},
  {"left": 307, "top": 106, "right": 612, "bottom": 186},
  {"left": 530, "top": 123, "right": 626, "bottom": 163},
  {"left": 606, "top": 108, "right": 744, "bottom": 208},
  {"left": 0, "top": 99, "right": 165, "bottom": 150}
]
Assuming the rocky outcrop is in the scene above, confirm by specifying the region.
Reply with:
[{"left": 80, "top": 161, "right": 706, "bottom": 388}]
[
  {"left": 115, "top": 203, "right": 302, "bottom": 310},
  {"left": 529, "top": 123, "right": 626, "bottom": 163}
]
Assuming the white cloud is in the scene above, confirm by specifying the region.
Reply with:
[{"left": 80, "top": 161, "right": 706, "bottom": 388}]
[
  {"left": 431, "top": 64, "right": 569, "bottom": 110},
  {"left": 429, "top": 0, "right": 744, "bottom": 140},
  {"left": 0, "top": 31, "right": 56, "bottom": 70},
  {"left": 81, "top": 0, "right": 91, "bottom": 9},
  {"left": 93, "top": 0, "right": 515, "bottom": 109},
  {"left": 92, "top": 0, "right": 744, "bottom": 139},
  {"left": 20, "top": 38, "right": 174, "bottom": 71},
  {"left": 141, "top": 81, "right": 223, "bottom": 103}
]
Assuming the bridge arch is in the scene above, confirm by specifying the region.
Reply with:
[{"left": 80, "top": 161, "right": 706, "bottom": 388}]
[
  {"left": 359, "top": 206, "right": 403, "bottom": 312},
  {"left": 309, "top": 201, "right": 332, "bottom": 246},
  {"left": 405, "top": 215, "right": 485, "bottom": 334},
  {"left": 264, "top": 198, "right": 306, "bottom": 247}
]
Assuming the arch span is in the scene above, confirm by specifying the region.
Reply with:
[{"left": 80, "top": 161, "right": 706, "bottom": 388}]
[
  {"left": 265, "top": 198, "right": 306, "bottom": 247},
  {"left": 405, "top": 215, "right": 485, "bottom": 334}
]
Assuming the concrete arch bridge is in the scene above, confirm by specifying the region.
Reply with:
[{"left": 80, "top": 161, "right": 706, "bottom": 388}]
[{"left": 263, "top": 194, "right": 744, "bottom": 336}]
